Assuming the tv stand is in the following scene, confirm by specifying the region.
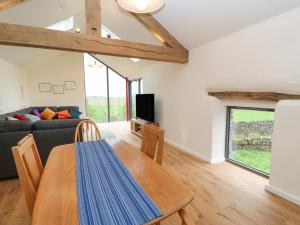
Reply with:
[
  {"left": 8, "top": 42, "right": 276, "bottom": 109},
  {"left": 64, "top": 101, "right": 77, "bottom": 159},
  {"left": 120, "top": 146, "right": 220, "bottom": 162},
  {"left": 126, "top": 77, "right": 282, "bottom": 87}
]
[{"left": 130, "top": 118, "right": 159, "bottom": 137}]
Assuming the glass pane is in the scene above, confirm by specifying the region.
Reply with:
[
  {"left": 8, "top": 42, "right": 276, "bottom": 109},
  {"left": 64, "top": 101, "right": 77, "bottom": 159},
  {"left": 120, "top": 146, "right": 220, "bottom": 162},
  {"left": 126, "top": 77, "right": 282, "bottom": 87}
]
[
  {"left": 130, "top": 80, "right": 139, "bottom": 118},
  {"left": 84, "top": 54, "right": 108, "bottom": 123},
  {"left": 0, "top": 0, "right": 86, "bottom": 34},
  {"left": 227, "top": 108, "right": 275, "bottom": 174},
  {"left": 108, "top": 69, "right": 127, "bottom": 122}
]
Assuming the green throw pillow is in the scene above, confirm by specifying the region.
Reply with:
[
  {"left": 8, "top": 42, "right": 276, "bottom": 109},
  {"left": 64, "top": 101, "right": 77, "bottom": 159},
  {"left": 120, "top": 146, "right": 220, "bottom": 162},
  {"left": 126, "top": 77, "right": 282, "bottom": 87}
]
[{"left": 70, "top": 109, "right": 82, "bottom": 119}]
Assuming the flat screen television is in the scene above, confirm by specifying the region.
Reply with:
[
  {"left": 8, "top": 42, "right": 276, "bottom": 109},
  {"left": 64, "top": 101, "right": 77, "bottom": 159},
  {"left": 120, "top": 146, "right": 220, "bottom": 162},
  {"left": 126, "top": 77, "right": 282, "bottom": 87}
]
[{"left": 136, "top": 94, "right": 155, "bottom": 122}]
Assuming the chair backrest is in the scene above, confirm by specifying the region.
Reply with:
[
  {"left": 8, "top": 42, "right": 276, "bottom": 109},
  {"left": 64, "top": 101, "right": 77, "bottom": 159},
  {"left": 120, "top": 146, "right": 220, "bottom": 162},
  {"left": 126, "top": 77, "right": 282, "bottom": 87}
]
[
  {"left": 12, "top": 134, "right": 43, "bottom": 216},
  {"left": 75, "top": 119, "right": 102, "bottom": 143},
  {"left": 141, "top": 125, "right": 165, "bottom": 165}
]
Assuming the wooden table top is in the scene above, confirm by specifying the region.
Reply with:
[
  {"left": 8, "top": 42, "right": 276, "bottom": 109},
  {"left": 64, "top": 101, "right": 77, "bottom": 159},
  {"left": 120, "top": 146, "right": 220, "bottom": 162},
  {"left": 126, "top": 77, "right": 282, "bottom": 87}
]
[{"left": 31, "top": 139, "right": 194, "bottom": 225}]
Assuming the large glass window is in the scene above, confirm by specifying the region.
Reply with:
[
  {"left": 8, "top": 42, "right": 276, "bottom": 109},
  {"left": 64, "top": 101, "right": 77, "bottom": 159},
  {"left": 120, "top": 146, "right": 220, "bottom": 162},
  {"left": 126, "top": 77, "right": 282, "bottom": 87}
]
[
  {"left": 84, "top": 54, "right": 109, "bottom": 123},
  {"left": 108, "top": 69, "right": 127, "bottom": 122},
  {"left": 84, "top": 54, "right": 128, "bottom": 122},
  {"left": 226, "top": 107, "right": 275, "bottom": 175}
]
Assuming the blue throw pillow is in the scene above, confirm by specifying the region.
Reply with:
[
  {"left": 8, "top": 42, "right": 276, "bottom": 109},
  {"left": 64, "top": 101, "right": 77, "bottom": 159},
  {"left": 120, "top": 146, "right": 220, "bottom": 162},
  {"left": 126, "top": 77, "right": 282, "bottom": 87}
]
[
  {"left": 24, "top": 114, "right": 40, "bottom": 123},
  {"left": 69, "top": 109, "right": 82, "bottom": 119}
]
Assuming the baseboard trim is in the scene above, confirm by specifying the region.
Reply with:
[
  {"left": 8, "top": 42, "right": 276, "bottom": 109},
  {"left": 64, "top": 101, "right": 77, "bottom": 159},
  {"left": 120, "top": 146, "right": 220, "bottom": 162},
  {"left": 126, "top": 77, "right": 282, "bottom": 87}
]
[
  {"left": 265, "top": 184, "right": 300, "bottom": 206},
  {"left": 211, "top": 157, "right": 226, "bottom": 164},
  {"left": 165, "top": 139, "right": 225, "bottom": 164}
]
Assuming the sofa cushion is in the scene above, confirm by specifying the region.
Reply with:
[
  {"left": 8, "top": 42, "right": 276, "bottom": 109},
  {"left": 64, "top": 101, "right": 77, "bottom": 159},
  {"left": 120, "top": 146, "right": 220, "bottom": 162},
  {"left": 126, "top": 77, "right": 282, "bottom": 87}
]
[
  {"left": 6, "top": 116, "right": 18, "bottom": 121},
  {"left": 32, "top": 108, "right": 41, "bottom": 118},
  {"left": 69, "top": 109, "right": 82, "bottom": 119},
  {"left": 15, "top": 114, "right": 30, "bottom": 121},
  {"left": 15, "top": 107, "right": 33, "bottom": 115},
  {"left": 0, "top": 120, "right": 33, "bottom": 133},
  {"left": 24, "top": 114, "right": 40, "bottom": 123},
  {"left": 58, "top": 106, "right": 79, "bottom": 112},
  {"left": 35, "top": 106, "right": 58, "bottom": 113},
  {"left": 40, "top": 108, "right": 56, "bottom": 120},
  {"left": 56, "top": 110, "right": 72, "bottom": 119},
  {"left": 34, "top": 119, "right": 80, "bottom": 130}
]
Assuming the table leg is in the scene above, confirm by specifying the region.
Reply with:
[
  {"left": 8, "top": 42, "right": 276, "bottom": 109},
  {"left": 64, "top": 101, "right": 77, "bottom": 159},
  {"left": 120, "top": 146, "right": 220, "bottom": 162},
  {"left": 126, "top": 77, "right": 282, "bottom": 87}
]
[{"left": 178, "top": 209, "right": 194, "bottom": 225}]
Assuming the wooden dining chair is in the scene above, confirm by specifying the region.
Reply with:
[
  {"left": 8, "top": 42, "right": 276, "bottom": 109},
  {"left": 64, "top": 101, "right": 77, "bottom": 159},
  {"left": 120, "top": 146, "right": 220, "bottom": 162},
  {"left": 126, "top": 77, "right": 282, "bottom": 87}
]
[
  {"left": 141, "top": 125, "right": 165, "bottom": 165},
  {"left": 75, "top": 119, "right": 102, "bottom": 143},
  {"left": 12, "top": 134, "right": 43, "bottom": 216}
]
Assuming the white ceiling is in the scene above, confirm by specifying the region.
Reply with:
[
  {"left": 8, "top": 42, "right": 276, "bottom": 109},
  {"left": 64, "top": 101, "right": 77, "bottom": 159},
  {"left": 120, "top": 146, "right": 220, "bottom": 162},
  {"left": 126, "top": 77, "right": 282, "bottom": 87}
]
[
  {"left": 1, "top": 0, "right": 300, "bottom": 68},
  {"left": 154, "top": 0, "right": 300, "bottom": 49}
]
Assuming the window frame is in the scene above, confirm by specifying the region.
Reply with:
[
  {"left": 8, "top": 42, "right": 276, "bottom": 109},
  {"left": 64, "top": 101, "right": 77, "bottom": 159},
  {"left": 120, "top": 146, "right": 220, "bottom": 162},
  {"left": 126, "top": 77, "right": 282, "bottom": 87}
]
[
  {"left": 128, "top": 78, "right": 143, "bottom": 119},
  {"left": 225, "top": 106, "right": 275, "bottom": 177}
]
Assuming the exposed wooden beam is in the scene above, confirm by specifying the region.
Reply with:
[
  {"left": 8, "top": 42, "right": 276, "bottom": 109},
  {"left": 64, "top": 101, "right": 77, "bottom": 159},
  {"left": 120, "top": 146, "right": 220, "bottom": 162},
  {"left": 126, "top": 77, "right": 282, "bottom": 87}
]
[
  {"left": 0, "top": 0, "right": 24, "bottom": 10},
  {"left": 85, "top": 0, "right": 101, "bottom": 36},
  {"left": 131, "top": 12, "right": 187, "bottom": 52},
  {"left": 0, "top": 22, "right": 188, "bottom": 63},
  {"left": 208, "top": 91, "right": 300, "bottom": 102}
]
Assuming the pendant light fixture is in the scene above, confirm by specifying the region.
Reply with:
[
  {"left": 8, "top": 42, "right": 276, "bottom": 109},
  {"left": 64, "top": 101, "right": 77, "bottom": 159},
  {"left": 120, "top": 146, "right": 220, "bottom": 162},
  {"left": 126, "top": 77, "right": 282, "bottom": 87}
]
[{"left": 117, "top": 0, "right": 165, "bottom": 14}]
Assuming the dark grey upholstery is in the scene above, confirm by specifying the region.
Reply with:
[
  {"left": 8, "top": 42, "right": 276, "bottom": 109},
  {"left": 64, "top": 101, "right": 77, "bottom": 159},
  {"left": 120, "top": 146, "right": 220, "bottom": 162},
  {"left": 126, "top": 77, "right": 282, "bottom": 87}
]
[
  {"left": 0, "top": 120, "right": 32, "bottom": 133},
  {"left": 0, "top": 131, "right": 31, "bottom": 179},
  {"left": 0, "top": 106, "right": 81, "bottom": 180},
  {"left": 34, "top": 119, "right": 79, "bottom": 130}
]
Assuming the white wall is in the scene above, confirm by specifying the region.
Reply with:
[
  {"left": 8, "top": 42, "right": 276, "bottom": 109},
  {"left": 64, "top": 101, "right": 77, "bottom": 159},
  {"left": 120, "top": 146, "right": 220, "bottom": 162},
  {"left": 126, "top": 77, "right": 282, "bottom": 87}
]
[
  {"left": 27, "top": 52, "right": 87, "bottom": 116},
  {"left": 0, "top": 58, "right": 30, "bottom": 114},
  {"left": 266, "top": 100, "right": 300, "bottom": 205},
  {"left": 142, "top": 7, "right": 300, "bottom": 163}
]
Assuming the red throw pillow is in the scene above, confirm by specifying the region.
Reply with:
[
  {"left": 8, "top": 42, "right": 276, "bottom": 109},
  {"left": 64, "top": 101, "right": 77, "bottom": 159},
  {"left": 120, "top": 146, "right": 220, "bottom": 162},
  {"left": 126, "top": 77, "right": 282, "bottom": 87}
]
[
  {"left": 15, "top": 114, "right": 29, "bottom": 121},
  {"left": 56, "top": 110, "right": 71, "bottom": 119}
]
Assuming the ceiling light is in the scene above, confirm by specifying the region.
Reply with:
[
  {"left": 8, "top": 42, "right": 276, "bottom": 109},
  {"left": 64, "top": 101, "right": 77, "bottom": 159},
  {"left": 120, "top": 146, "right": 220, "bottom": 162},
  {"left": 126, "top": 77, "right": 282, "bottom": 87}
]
[{"left": 117, "top": 0, "right": 165, "bottom": 14}]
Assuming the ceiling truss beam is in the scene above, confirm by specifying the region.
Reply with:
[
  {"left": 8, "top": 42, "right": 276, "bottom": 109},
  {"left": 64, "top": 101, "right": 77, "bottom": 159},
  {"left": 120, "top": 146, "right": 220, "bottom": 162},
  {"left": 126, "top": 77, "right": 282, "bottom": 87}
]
[
  {"left": 0, "top": 0, "right": 189, "bottom": 63},
  {"left": 0, "top": 22, "right": 188, "bottom": 63},
  {"left": 131, "top": 12, "right": 187, "bottom": 52},
  {"left": 0, "top": 0, "right": 24, "bottom": 10}
]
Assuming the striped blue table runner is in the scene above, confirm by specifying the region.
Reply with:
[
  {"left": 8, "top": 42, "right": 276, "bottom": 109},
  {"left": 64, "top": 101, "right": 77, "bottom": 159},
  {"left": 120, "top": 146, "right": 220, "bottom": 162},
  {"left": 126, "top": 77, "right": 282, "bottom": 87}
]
[{"left": 76, "top": 140, "right": 162, "bottom": 225}]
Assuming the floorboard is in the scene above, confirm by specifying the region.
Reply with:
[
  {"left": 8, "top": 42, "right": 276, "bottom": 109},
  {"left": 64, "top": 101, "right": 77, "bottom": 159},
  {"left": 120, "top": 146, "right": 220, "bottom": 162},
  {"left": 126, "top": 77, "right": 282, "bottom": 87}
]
[{"left": 0, "top": 121, "right": 299, "bottom": 225}]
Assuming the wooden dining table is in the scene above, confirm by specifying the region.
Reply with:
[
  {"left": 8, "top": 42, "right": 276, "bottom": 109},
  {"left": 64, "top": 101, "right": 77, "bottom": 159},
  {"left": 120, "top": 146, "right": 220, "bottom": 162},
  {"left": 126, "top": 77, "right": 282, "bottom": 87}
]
[{"left": 31, "top": 139, "right": 194, "bottom": 225}]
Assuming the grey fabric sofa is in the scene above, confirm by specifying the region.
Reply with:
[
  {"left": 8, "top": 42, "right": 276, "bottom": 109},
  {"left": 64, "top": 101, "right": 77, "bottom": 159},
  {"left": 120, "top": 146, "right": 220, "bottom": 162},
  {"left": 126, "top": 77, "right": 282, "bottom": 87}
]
[{"left": 0, "top": 106, "right": 81, "bottom": 180}]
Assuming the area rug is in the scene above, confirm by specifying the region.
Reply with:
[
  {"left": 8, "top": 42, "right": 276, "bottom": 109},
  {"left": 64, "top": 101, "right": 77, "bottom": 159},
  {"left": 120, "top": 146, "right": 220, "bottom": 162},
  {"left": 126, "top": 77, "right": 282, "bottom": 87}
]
[{"left": 101, "top": 129, "right": 117, "bottom": 139}]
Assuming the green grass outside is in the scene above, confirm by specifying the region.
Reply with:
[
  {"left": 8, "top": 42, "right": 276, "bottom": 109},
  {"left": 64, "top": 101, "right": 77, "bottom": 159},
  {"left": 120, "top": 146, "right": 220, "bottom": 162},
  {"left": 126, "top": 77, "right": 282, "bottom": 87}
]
[
  {"left": 230, "top": 150, "right": 271, "bottom": 174},
  {"left": 86, "top": 96, "right": 126, "bottom": 122},
  {"left": 230, "top": 109, "right": 274, "bottom": 174},
  {"left": 233, "top": 109, "right": 274, "bottom": 122}
]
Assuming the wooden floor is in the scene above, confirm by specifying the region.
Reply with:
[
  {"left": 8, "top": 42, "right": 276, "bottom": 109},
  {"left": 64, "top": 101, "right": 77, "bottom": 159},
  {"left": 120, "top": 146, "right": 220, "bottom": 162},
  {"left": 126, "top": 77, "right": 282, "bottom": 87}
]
[{"left": 1, "top": 122, "right": 300, "bottom": 225}]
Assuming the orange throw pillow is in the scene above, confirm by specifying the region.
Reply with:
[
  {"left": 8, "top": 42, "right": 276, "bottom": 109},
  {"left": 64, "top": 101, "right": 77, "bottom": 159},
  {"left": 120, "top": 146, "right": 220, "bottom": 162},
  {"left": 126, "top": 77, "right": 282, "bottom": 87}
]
[
  {"left": 40, "top": 108, "right": 56, "bottom": 120},
  {"left": 56, "top": 110, "right": 71, "bottom": 119}
]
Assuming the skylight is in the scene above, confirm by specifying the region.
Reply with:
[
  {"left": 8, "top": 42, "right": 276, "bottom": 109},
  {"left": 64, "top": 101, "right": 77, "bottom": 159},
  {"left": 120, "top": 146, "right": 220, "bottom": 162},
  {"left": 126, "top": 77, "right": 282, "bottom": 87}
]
[
  {"left": 47, "top": 17, "right": 74, "bottom": 31},
  {"left": 101, "top": 25, "right": 141, "bottom": 63}
]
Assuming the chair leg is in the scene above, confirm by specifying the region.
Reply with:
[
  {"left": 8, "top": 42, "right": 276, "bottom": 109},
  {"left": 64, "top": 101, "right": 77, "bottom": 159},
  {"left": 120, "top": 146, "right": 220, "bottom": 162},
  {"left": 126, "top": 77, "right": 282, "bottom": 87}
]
[{"left": 178, "top": 209, "right": 194, "bottom": 225}]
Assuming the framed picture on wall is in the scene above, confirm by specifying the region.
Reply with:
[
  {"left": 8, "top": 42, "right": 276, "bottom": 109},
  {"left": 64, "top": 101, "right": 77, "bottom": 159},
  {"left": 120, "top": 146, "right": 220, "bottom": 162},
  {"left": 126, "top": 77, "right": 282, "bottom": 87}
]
[
  {"left": 39, "top": 83, "right": 51, "bottom": 92},
  {"left": 65, "top": 81, "right": 76, "bottom": 90},
  {"left": 52, "top": 85, "right": 64, "bottom": 94}
]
